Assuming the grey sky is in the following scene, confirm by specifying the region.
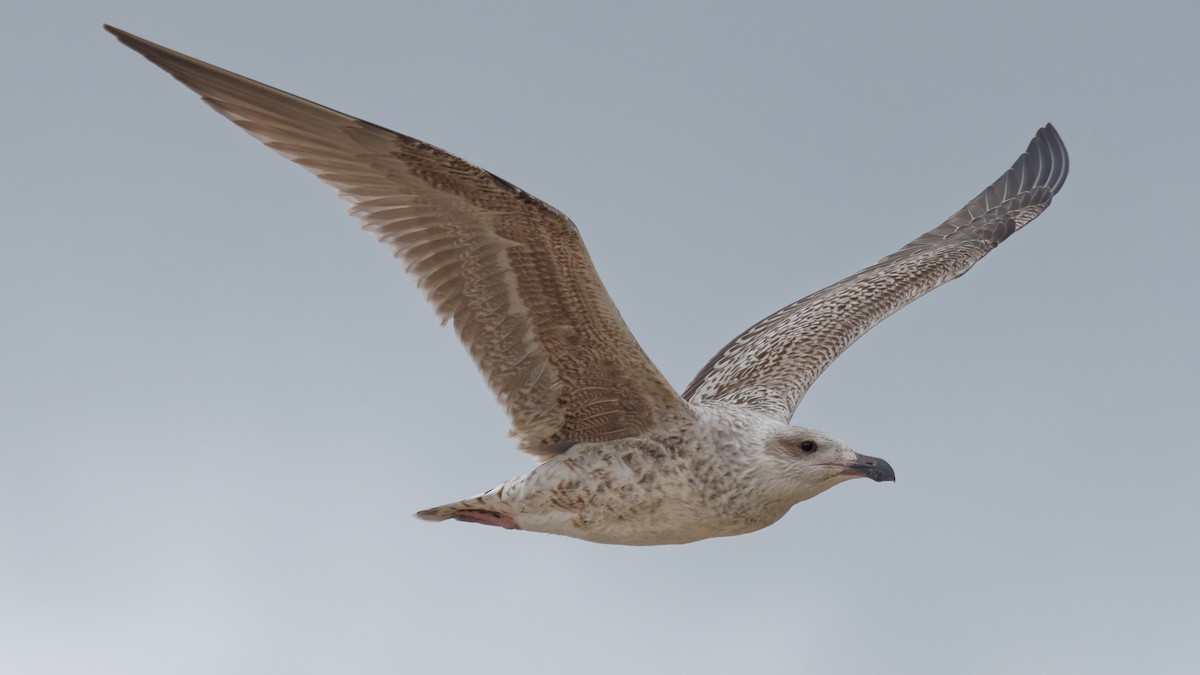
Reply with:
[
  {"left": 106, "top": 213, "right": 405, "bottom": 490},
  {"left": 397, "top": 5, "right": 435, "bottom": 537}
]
[{"left": 3, "top": 1, "right": 1198, "bottom": 673}]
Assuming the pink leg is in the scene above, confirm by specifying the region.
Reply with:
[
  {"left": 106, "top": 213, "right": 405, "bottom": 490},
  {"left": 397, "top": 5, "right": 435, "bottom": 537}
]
[{"left": 452, "top": 510, "right": 520, "bottom": 530}]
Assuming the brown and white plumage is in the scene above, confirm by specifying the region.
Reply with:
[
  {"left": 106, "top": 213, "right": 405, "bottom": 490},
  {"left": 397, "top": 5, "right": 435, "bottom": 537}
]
[
  {"left": 107, "top": 26, "right": 1067, "bottom": 545},
  {"left": 105, "top": 25, "right": 688, "bottom": 462},
  {"left": 683, "top": 126, "right": 1068, "bottom": 421}
]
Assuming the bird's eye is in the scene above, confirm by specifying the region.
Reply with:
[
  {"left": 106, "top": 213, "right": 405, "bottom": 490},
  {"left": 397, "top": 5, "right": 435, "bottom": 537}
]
[{"left": 799, "top": 440, "right": 818, "bottom": 453}]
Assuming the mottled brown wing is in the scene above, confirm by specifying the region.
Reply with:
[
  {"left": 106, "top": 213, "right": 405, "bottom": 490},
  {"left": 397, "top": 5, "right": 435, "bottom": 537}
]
[
  {"left": 683, "top": 125, "right": 1068, "bottom": 421},
  {"left": 107, "top": 26, "right": 689, "bottom": 460}
]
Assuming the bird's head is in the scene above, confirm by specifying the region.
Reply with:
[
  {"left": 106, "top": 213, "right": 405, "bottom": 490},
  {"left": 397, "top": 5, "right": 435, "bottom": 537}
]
[{"left": 762, "top": 426, "right": 895, "bottom": 504}]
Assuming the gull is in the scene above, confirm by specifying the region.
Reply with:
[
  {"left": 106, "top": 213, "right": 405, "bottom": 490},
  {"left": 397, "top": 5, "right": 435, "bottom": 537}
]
[{"left": 106, "top": 25, "right": 1068, "bottom": 545}]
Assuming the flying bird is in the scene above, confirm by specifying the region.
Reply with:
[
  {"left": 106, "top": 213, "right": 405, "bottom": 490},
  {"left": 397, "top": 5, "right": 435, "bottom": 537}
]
[{"left": 106, "top": 25, "right": 1068, "bottom": 545}]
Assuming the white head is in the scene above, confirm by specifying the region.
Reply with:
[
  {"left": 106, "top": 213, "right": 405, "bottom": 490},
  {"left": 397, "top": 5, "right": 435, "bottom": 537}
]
[{"left": 760, "top": 425, "right": 895, "bottom": 505}]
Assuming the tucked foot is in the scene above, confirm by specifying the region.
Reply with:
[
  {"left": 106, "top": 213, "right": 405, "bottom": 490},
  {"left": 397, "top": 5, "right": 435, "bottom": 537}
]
[{"left": 452, "top": 510, "right": 520, "bottom": 529}]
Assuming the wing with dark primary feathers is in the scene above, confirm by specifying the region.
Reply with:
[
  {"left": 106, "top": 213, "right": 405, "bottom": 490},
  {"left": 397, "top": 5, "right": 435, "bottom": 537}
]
[
  {"left": 683, "top": 125, "right": 1068, "bottom": 422},
  {"left": 106, "top": 25, "right": 690, "bottom": 460}
]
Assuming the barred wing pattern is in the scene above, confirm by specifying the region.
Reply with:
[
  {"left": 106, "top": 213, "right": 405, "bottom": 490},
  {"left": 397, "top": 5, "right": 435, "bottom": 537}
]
[
  {"left": 107, "top": 26, "right": 688, "bottom": 460},
  {"left": 683, "top": 125, "right": 1068, "bottom": 421}
]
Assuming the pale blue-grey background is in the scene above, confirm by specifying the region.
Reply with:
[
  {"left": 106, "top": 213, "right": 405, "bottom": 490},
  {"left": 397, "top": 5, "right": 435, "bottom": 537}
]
[{"left": 3, "top": 1, "right": 1198, "bottom": 673}]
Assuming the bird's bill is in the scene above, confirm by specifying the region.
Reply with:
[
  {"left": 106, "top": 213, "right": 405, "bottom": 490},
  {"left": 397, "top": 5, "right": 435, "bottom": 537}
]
[{"left": 835, "top": 453, "right": 896, "bottom": 482}]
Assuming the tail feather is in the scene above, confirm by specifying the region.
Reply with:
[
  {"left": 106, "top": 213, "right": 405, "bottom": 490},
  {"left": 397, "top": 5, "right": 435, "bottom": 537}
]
[
  {"left": 415, "top": 504, "right": 461, "bottom": 522},
  {"left": 415, "top": 497, "right": 520, "bottom": 529}
]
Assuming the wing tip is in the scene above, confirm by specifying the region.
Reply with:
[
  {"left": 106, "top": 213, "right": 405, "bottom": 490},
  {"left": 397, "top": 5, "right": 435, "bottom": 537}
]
[
  {"left": 103, "top": 24, "right": 143, "bottom": 49},
  {"left": 1027, "top": 123, "right": 1070, "bottom": 196},
  {"left": 103, "top": 24, "right": 186, "bottom": 71}
]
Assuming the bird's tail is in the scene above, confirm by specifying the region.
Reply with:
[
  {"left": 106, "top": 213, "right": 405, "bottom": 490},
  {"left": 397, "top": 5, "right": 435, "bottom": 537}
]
[
  {"left": 414, "top": 502, "right": 462, "bottom": 522},
  {"left": 415, "top": 496, "right": 520, "bottom": 529}
]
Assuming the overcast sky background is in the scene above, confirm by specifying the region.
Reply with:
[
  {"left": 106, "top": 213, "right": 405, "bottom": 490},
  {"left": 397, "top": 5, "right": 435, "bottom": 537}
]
[{"left": 3, "top": 2, "right": 1199, "bottom": 674}]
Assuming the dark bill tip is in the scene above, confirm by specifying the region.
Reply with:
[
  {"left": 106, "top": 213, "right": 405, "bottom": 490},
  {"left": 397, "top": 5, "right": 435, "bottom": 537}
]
[{"left": 846, "top": 452, "right": 896, "bottom": 483}]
